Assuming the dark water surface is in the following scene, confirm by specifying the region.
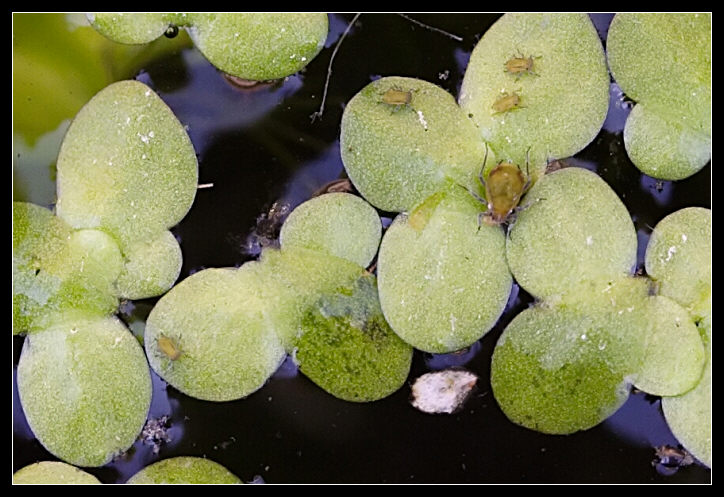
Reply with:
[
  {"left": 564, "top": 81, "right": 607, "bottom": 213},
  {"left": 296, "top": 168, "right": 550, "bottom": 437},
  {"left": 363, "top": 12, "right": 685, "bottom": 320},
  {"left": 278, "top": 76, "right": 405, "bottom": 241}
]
[{"left": 13, "top": 13, "right": 711, "bottom": 484}]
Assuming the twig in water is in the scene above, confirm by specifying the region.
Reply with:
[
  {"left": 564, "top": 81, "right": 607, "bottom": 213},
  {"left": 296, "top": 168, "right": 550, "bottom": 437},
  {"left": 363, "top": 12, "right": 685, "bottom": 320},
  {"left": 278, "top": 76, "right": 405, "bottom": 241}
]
[
  {"left": 397, "top": 13, "right": 463, "bottom": 42},
  {"left": 310, "top": 13, "right": 361, "bottom": 123}
]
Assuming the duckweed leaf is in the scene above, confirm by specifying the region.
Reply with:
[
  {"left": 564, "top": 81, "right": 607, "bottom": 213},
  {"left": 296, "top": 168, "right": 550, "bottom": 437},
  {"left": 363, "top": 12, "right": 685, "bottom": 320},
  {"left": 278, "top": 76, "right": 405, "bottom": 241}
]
[
  {"left": 662, "top": 319, "right": 711, "bottom": 467},
  {"left": 186, "top": 13, "right": 328, "bottom": 81},
  {"left": 56, "top": 80, "right": 198, "bottom": 249},
  {"left": 607, "top": 13, "right": 711, "bottom": 180},
  {"left": 279, "top": 192, "right": 382, "bottom": 268},
  {"left": 115, "top": 230, "right": 182, "bottom": 300},
  {"left": 88, "top": 13, "right": 328, "bottom": 81},
  {"left": 13, "top": 461, "right": 101, "bottom": 484},
  {"left": 378, "top": 188, "right": 511, "bottom": 353},
  {"left": 16, "top": 315, "right": 152, "bottom": 467},
  {"left": 254, "top": 247, "right": 367, "bottom": 351},
  {"left": 645, "top": 207, "right": 711, "bottom": 318},
  {"left": 126, "top": 456, "right": 242, "bottom": 484},
  {"left": 294, "top": 272, "right": 413, "bottom": 402},
  {"left": 145, "top": 267, "right": 286, "bottom": 402},
  {"left": 491, "top": 304, "right": 632, "bottom": 435},
  {"left": 459, "top": 13, "right": 609, "bottom": 180},
  {"left": 13, "top": 202, "right": 122, "bottom": 334},
  {"left": 341, "top": 76, "right": 489, "bottom": 212},
  {"left": 88, "top": 13, "right": 172, "bottom": 44},
  {"left": 506, "top": 167, "right": 637, "bottom": 301}
]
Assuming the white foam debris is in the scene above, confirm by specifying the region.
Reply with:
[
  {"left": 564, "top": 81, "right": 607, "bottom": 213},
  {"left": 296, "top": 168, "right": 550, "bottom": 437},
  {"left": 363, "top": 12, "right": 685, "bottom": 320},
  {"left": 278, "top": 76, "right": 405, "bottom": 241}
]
[{"left": 410, "top": 369, "right": 478, "bottom": 414}]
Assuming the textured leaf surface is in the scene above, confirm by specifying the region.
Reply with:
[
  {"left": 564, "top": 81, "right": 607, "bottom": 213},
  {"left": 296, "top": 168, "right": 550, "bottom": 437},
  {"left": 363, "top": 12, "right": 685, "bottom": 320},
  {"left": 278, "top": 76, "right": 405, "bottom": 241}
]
[
  {"left": 126, "top": 456, "right": 242, "bottom": 484},
  {"left": 13, "top": 461, "right": 101, "bottom": 484}
]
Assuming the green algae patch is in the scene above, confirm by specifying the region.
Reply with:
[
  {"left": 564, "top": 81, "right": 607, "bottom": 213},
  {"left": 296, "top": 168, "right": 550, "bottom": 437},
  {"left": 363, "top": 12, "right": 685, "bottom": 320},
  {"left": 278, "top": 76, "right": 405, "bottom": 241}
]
[
  {"left": 88, "top": 13, "right": 328, "bottom": 81},
  {"left": 294, "top": 272, "right": 413, "bottom": 402},
  {"left": 378, "top": 189, "right": 511, "bottom": 353},
  {"left": 645, "top": 207, "right": 711, "bottom": 318},
  {"left": 255, "top": 247, "right": 367, "bottom": 351},
  {"left": 145, "top": 267, "right": 286, "bottom": 402},
  {"left": 607, "top": 13, "right": 711, "bottom": 180},
  {"left": 16, "top": 315, "right": 152, "bottom": 467},
  {"left": 279, "top": 193, "right": 382, "bottom": 268},
  {"left": 88, "top": 13, "right": 171, "bottom": 44},
  {"left": 13, "top": 461, "right": 101, "bottom": 484},
  {"left": 341, "top": 76, "right": 488, "bottom": 212},
  {"left": 126, "top": 456, "right": 242, "bottom": 484},
  {"left": 56, "top": 80, "right": 198, "bottom": 250},
  {"left": 187, "top": 13, "right": 328, "bottom": 81},
  {"left": 491, "top": 304, "right": 632, "bottom": 435},
  {"left": 459, "top": 13, "right": 609, "bottom": 181},
  {"left": 115, "top": 230, "right": 182, "bottom": 300},
  {"left": 506, "top": 168, "right": 637, "bottom": 301},
  {"left": 662, "top": 320, "right": 711, "bottom": 468},
  {"left": 13, "top": 203, "right": 122, "bottom": 334}
]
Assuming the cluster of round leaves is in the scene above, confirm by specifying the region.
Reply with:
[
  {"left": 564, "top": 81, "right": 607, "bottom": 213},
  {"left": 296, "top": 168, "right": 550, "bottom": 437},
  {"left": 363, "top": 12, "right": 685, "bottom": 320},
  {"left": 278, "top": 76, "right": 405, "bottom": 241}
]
[
  {"left": 341, "top": 13, "right": 610, "bottom": 354},
  {"left": 13, "top": 80, "right": 199, "bottom": 467},
  {"left": 88, "top": 13, "right": 329, "bottom": 81},
  {"left": 607, "top": 13, "right": 711, "bottom": 180},
  {"left": 13, "top": 457, "right": 242, "bottom": 484},
  {"left": 339, "top": 12, "right": 710, "bottom": 467},
  {"left": 145, "top": 192, "right": 413, "bottom": 403}
]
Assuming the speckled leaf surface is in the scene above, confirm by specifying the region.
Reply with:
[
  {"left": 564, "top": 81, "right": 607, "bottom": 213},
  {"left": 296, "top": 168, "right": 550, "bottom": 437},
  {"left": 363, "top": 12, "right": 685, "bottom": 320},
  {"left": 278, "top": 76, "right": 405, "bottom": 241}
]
[
  {"left": 294, "top": 272, "right": 413, "bottom": 402},
  {"left": 87, "top": 13, "right": 172, "bottom": 45},
  {"left": 13, "top": 202, "right": 121, "bottom": 333},
  {"left": 145, "top": 267, "right": 286, "bottom": 402},
  {"left": 56, "top": 80, "right": 198, "bottom": 249},
  {"left": 459, "top": 13, "right": 609, "bottom": 180},
  {"left": 506, "top": 167, "right": 637, "bottom": 301},
  {"left": 186, "top": 13, "right": 328, "bottom": 81},
  {"left": 662, "top": 319, "right": 711, "bottom": 468},
  {"left": 378, "top": 189, "right": 511, "bottom": 353},
  {"left": 607, "top": 13, "right": 711, "bottom": 180},
  {"left": 341, "top": 76, "right": 488, "bottom": 212},
  {"left": 279, "top": 192, "right": 381, "bottom": 268},
  {"left": 16, "top": 316, "right": 151, "bottom": 467},
  {"left": 645, "top": 207, "right": 711, "bottom": 318},
  {"left": 126, "top": 456, "right": 242, "bottom": 484},
  {"left": 115, "top": 229, "right": 182, "bottom": 300},
  {"left": 13, "top": 461, "right": 101, "bottom": 484}
]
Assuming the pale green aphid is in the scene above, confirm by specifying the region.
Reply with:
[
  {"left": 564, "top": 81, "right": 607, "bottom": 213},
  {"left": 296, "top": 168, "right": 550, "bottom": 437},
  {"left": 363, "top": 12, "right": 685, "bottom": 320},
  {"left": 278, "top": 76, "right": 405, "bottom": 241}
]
[
  {"left": 126, "top": 457, "right": 242, "bottom": 484},
  {"left": 607, "top": 13, "right": 711, "bottom": 180},
  {"left": 88, "top": 13, "right": 329, "bottom": 81},
  {"left": 13, "top": 461, "right": 101, "bottom": 484}
]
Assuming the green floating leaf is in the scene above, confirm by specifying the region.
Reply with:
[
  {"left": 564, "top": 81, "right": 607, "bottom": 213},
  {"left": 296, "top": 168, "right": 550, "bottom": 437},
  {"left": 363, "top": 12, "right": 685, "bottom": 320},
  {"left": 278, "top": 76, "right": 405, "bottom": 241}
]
[
  {"left": 186, "top": 13, "right": 328, "bottom": 81},
  {"left": 17, "top": 315, "right": 151, "bottom": 467},
  {"left": 56, "top": 80, "right": 198, "bottom": 250},
  {"left": 378, "top": 189, "right": 511, "bottom": 353},
  {"left": 341, "top": 76, "right": 488, "bottom": 212},
  {"left": 607, "top": 13, "right": 711, "bottom": 180},
  {"left": 115, "top": 230, "right": 182, "bottom": 300},
  {"left": 145, "top": 266, "right": 286, "bottom": 402},
  {"left": 662, "top": 319, "right": 711, "bottom": 467},
  {"left": 645, "top": 207, "right": 711, "bottom": 318},
  {"left": 506, "top": 167, "right": 637, "bottom": 301},
  {"left": 459, "top": 13, "right": 609, "bottom": 178},
  {"left": 88, "top": 13, "right": 328, "bottom": 81},
  {"left": 279, "top": 192, "right": 382, "bottom": 268},
  {"left": 491, "top": 304, "right": 632, "bottom": 435},
  {"left": 13, "top": 461, "right": 101, "bottom": 484},
  {"left": 126, "top": 457, "right": 242, "bottom": 484},
  {"left": 294, "top": 272, "right": 413, "bottom": 402},
  {"left": 13, "top": 202, "right": 121, "bottom": 334},
  {"left": 254, "top": 247, "right": 367, "bottom": 351}
]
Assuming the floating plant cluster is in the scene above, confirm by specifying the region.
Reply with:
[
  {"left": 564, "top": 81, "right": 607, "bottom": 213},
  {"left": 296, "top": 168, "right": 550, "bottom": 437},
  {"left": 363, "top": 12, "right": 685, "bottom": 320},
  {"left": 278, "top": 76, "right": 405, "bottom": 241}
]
[{"left": 13, "top": 12, "right": 710, "bottom": 483}]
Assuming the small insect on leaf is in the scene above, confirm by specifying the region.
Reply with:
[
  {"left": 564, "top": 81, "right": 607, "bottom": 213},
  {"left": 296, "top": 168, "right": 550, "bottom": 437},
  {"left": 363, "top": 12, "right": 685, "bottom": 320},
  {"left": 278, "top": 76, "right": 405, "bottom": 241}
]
[
  {"left": 492, "top": 92, "right": 523, "bottom": 114},
  {"left": 158, "top": 335, "right": 183, "bottom": 361},
  {"left": 475, "top": 145, "right": 532, "bottom": 226},
  {"left": 382, "top": 88, "right": 413, "bottom": 106},
  {"left": 504, "top": 53, "right": 539, "bottom": 78}
]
